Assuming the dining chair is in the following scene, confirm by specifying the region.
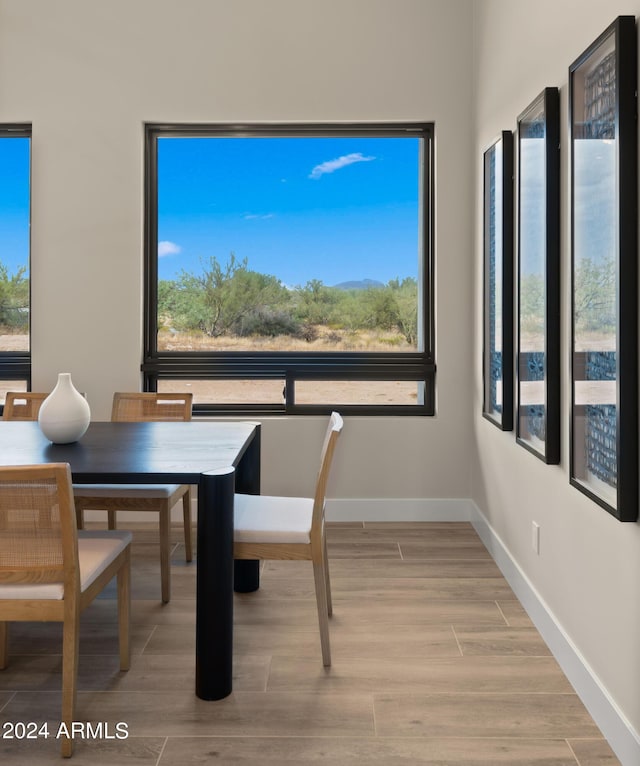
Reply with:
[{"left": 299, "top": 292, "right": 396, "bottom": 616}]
[
  {"left": 2, "top": 391, "right": 48, "bottom": 420},
  {"left": 233, "top": 411, "right": 343, "bottom": 666},
  {"left": 0, "top": 462, "right": 131, "bottom": 758},
  {"left": 73, "top": 392, "right": 194, "bottom": 603}
]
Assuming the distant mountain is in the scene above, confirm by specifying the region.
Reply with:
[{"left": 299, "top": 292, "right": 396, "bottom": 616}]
[{"left": 333, "top": 278, "right": 384, "bottom": 290}]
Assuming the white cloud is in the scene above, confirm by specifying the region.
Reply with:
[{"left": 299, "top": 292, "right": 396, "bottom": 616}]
[
  {"left": 243, "top": 213, "right": 274, "bottom": 220},
  {"left": 158, "top": 240, "right": 182, "bottom": 257},
  {"left": 309, "top": 152, "right": 375, "bottom": 180}
]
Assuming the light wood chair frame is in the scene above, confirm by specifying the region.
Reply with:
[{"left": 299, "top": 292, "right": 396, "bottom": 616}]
[
  {"left": 0, "top": 463, "right": 131, "bottom": 758},
  {"left": 74, "top": 392, "right": 194, "bottom": 603},
  {"left": 2, "top": 391, "right": 48, "bottom": 421},
  {"left": 234, "top": 412, "right": 343, "bottom": 666}
]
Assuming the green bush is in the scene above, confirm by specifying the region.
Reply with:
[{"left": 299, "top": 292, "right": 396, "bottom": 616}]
[
  {"left": 157, "top": 254, "right": 419, "bottom": 345},
  {"left": 234, "top": 308, "right": 301, "bottom": 338},
  {"left": 0, "top": 263, "right": 29, "bottom": 331}
]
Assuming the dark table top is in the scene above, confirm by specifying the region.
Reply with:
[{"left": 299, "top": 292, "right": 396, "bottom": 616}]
[{"left": 0, "top": 420, "right": 258, "bottom": 484}]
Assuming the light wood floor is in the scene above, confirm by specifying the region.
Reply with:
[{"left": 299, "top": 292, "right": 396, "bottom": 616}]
[{"left": 0, "top": 522, "right": 620, "bottom": 765}]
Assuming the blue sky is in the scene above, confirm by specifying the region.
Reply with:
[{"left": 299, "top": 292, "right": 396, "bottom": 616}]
[
  {"left": 0, "top": 135, "right": 421, "bottom": 288},
  {"left": 157, "top": 136, "right": 421, "bottom": 287},
  {"left": 0, "top": 137, "right": 30, "bottom": 276}
]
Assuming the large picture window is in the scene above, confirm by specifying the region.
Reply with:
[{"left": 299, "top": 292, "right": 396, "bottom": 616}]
[
  {"left": 0, "top": 125, "right": 31, "bottom": 402},
  {"left": 143, "top": 124, "right": 435, "bottom": 415}
]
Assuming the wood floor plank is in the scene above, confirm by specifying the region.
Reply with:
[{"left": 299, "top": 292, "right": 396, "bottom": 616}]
[
  {"left": 324, "top": 541, "right": 402, "bottom": 558},
  {"left": 0, "top": 736, "right": 164, "bottom": 765},
  {"left": 144, "top": 623, "right": 462, "bottom": 659},
  {"left": 374, "top": 692, "right": 602, "bottom": 738},
  {"left": 568, "top": 739, "right": 622, "bottom": 765},
  {"left": 316, "top": 624, "right": 461, "bottom": 659},
  {"left": 156, "top": 736, "right": 581, "bottom": 765},
  {"left": 267, "top": 655, "right": 574, "bottom": 693},
  {"left": 1, "top": 690, "right": 375, "bottom": 738},
  {"left": 399, "top": 541, "right": 493, "bottom": 560},
  {"left": 498, "top": 600, "right": 536, "bottom": 627},
  {"left": 454, "top": 626, "right": 553, "bottom": 656},
  {"left": 246, "top": 576, "right": 516, "bottom": 601},
  {"left": 263, "top": 558, "right": 504, "bottom": 579},
  {"left": 0, "top": 653, "right": 268, "bottom": 693},
  {"left": 330, "top": 577, "right": 516, "bottom": 600},
  {"left": 233, "top": 595, "right": 318, "bottom": 625},
  {"left": 0, "top": 691, "right": 14, "bottom": 711},
  {"left": 329, "top": 598, "right": 509, "bottom": 625},
  {"left": 363, "top": 521, "right": 476, "bottom": 530},
  {"left": 83, "top": 597, "right": 197, "bottom": 625},
  {"left": 329, "top": 523, "right": 479, "bottom": 541},
  {"left": 4, "top": 622, "right": 154, "bottom": 656},
  {"left": 326, "top": 521, "right": 365, "bottom": 528}
]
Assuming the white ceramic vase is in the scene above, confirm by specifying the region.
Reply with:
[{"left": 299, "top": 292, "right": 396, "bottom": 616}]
[{"left": 38, "top": 373, "right": 91, "bottom": 444}]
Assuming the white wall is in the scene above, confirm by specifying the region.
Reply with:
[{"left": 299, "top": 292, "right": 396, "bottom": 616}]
[
  {"left": 472, "top": 0, "right": 640, "bottom": 751},
  {"left": 0, "top": 0, "right": 475, "bottom": 501}
]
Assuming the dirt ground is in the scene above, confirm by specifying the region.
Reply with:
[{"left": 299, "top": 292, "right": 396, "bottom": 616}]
[
  {"left": 159, "top": 378, "right": 419, "bottom": 405},
  {"left": 0, "top": 334, "right": 28, "bottom": 352},
  {"left": 0, "top": 331, "right": 418, "bottom": 405}
]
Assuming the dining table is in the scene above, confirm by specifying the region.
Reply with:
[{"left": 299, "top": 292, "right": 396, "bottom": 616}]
[{"left": 0, "top": 419, "right": 261, "bottom": 700}]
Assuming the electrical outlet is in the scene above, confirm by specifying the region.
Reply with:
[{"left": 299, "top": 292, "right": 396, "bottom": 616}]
[{"left": 531, "top": 521, "right": 540, "bottom": 555}]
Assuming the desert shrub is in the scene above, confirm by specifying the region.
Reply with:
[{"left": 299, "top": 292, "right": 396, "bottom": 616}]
[
  {"left": 324, "top": 331, "right": 342, "bottom": 344},
  {"left": 235, "top": 308, "right": 301, "bottom": 338},
  {"left": 379, "top": 334, "right": 404, "bottom": 347},
  {"left": 0, "top": 263, "right": 29, "bottom": 330},
  {"left": 298, "top": 324, "right": 319, "bottom": 342}
]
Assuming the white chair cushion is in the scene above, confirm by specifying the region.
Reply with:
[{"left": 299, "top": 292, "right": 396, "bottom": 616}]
[
  {"left": 234, "top": 493, "right": 314, "bottom": 544},
  {"left": 73, "top": 484, "right": 184, "bottom": 498},
  {"left": 0, "top": 531, "right": 132, "bottom": 600}
]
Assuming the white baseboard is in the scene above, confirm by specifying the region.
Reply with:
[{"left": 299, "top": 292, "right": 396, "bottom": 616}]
[{"left": 469, "top": 501, "right": 640, "bottom": 766}]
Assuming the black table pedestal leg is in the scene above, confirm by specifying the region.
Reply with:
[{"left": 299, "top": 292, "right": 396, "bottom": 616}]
[
  {"left": 234, "top": 422, "right": 261, "bottom": 593},
  {"left": 234, "top": 559, "right": 260, "bottom": 592},
  {"left": 196, "top": 467, "right": 235, "bottom": 700}
]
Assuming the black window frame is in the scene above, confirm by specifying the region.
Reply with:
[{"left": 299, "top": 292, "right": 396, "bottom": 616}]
[
  {"left": 143, "top": 122, "right": 435, "bottom": 416},
  {"left": 0, "top": 124, "right": 32, "bottom": 395}
]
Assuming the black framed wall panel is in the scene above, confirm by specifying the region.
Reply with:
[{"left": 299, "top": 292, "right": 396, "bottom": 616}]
[
  {"left": 516, "top": 87, "right": 560, "bottom": 463},
  {"left": 569, "top": 16, "right": 638, "bottom": 520},
  {"left": 483, "top": 131, "right": 514, "bottom": 431}
]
